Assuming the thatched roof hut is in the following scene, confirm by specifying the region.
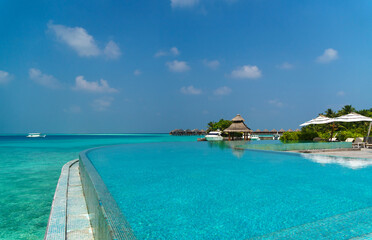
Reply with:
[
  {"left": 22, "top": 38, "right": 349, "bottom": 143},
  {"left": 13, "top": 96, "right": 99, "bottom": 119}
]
[
  {"left": 232, "top": 114, "right": 245, "bottom": 122},
  {"left": 295, "top": 129, "right": 301, "bottom": 132},
  {"left": 279, "top": 129, "right": 285, "bottom": 133},
  {"left": 287, "top": 129, "right": 294, "bottom": 132},
  {"left": 224, "top": 114, "right": 252, "bottom": 133},
  {"left": 170, "top": 129, "right": 185, "bottom": 135},
  {"left": 224, "top": 114, "right": 252, "bottom": 140},
  {"left": 270, "top": 129, "right": 278, "bottom": 133},
  {"left": 263, "top": 129, "right": 269, "bottom": 132}
]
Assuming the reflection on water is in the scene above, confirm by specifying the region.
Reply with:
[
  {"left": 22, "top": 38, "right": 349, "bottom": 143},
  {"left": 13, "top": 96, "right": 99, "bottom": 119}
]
[
  {"left": 301, "top": 154, "right": 372, "bottom": 170},
  {"left": 206, "top": 141, "right": 246, "bottom": 158},
  {"left": 231, "top": 148, "right": 245, "bottom": 158}
]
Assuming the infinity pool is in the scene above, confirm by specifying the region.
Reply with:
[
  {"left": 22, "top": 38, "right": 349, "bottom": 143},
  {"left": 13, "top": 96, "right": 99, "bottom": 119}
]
[{"left": 86, "top": 142, "right": 372, "bottom": 239}]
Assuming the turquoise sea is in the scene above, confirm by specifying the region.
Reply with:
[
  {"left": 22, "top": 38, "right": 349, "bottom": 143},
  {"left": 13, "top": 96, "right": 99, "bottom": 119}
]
[{"left": 0, "top": 134, "right": 199, "bottom": 240}]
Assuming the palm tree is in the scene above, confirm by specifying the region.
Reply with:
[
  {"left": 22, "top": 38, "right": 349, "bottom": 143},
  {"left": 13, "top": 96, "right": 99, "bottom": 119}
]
[
  {"left": 207, "top": 122, "right": 215, "bottom": 132},
  {"left": 324, "top": 108, "right": 336, "bottom": 118},
  {"left": 339, "top": 105, "right": 355, "bottom": 115}
]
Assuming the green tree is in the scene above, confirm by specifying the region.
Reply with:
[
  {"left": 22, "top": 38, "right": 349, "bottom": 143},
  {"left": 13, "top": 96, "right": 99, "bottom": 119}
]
[
  {"left": 206, "top": 119, "right": 232, "bottom": 132},
  {"left": 324, "top": 108, "right": 336, "bottom": 118},
  {"left": 281, "top": 105, "right": 372, "bottom": 142},
  {"left": 339, "top": 105, "right": 356, "bottom": 115}
]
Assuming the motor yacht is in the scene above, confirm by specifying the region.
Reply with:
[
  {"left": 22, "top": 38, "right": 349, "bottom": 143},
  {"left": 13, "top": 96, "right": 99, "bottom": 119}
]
[
  {"left": 27, "top": 133, "right": 46, "bottom": 138},
  {"left": 205, "top": 131, "right": 223, "bottom": 141}
]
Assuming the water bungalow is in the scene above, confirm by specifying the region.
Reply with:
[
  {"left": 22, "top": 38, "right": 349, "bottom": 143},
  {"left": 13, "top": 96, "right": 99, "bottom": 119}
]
[
  {"left": 224, "top": 114, "right": 252, "bottom": 140},
  {"left": 170, "top": 129, "right": 206, "bottom": 136}
]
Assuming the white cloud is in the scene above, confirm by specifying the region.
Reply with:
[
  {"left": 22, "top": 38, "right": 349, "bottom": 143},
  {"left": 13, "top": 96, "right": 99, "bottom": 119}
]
[
  {"left": 231, "top": 65, "right": 261, "bottom": 79},
  {"left": 180, "top": 85, "right": 202, "bottom": 95},
  {"left": 214, "top": 86, "right": 232, "bottom": 96},
  {"left": 73, "top": 76, "right": 118, "bottom": 93},
  {"left": 134, "top": 69, "right": 142, "bottom": 76},
  {"left": 29, "top": 68, "right": 61, "bottom": 89},
  {"left": 203, "top": 59, "right": 220, "bottom": 69},
  {"left": 170, "top": 47, "right": 180, "bottom": 55},
  {"left": 317, "top": 48, "right": 338, "bottom": 63},
  {"left": 48, "top": 22, "right": 100, "bottom": 57},
  {"left": 0, "top": 70, "right": 11, "bottom": 84},
  {"left": 171, "top": 0, "right": 199, "bottom": 8},
  {"left": 337, "top": 91, "right": 345, "bottom": 96},
  {"left": 268, "top": 99, "right": 284, "bottom": 107},
  {"left": 155, "top": 47, "right": 180, "bottom": 57},
  {"left": 104, "top": 40, "right": 121, "bottom": 59},
  {"left": 154, "top": 50, "right": 168, "bottom": 57},
  {"left": 277, "top": 62, "right": 294, "bottom": 70},
  {"left": 64, "top": 105, "right": 81, "bottom": 114},
  {"left": 166, "top": 60, "right": 190, "bottom": 72},
  {"left": 92, "top": 97, "right": 114, "bottom": 111}
]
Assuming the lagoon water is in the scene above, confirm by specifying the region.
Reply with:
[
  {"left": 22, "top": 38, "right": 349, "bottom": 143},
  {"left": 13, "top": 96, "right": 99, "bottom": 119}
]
[{"left": 0, "top": 134, "right": 198, "bottom": 240}]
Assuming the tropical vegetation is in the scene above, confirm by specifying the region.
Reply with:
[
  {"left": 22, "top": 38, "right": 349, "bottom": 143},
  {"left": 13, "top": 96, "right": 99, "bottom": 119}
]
[
  {"left": 207, "top": 119, "right": 232, "bottom": 132},
  {"left": 281, "top": 105, "right": 372, "bottom": 142}
]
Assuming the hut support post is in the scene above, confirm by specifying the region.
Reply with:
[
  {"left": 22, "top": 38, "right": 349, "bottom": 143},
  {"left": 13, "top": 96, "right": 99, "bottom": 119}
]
[
  {"left": 228, "top": 133, "right": 231, "bottom": 141},
  {"left": 366, "top": 122, "right": 372, "bottom": 143},
  {"left": 329, "top": 123, "right": 335, "bottom": 142}
]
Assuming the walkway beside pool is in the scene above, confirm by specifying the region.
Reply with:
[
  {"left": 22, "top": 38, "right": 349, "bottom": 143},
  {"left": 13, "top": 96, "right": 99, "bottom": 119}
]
[
  {"left": 45, "top": 160, "right": 94, "bottom": 240},
  {"left": 294, "top": 148, "right": 372, "bottom": 159}
]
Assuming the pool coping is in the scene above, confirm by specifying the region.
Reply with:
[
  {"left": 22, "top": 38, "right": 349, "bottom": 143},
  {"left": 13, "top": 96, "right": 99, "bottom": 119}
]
[
  {"left": 44, "top": 159, "right": 78, "bottom": 240},
  {"left": 79, "top": 148, "right": 136, "bottom": 240}
]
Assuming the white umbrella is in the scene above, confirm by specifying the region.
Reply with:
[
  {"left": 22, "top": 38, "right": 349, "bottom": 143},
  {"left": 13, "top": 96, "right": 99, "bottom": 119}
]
[
  {"left": 333, "top": 112, "right": 372, "bottom": 123},
  {"left": 300, "top": 115, "right": 336, "bottom": 141},
  {"left": 300, "top": 115, "right": 334, "bottom": 126},
  {"left": 333, "top": 112, "right": 372, "bottom": 142}
]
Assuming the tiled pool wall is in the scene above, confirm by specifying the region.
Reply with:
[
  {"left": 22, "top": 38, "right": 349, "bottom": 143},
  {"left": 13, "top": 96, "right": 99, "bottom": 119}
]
[
  {"left": 79, "top": 149, "right": 136, "bottom": 240},
  {"left": 238, "top": 141, "right": 352, "bottom": 151}
]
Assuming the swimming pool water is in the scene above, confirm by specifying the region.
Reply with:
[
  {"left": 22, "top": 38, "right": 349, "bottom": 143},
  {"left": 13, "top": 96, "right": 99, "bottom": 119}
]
[
  {"left": 0, "top": 134, "right": 198, "bottom": 240},
  {"left": 87, "top": 142, "right": 372, "bottom": 239}
]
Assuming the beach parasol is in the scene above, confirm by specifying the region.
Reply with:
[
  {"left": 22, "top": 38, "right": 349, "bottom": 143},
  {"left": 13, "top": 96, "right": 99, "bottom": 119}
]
[
  {"left": 300, "top": 115, "right": 335, "bottom": 141},
  {"left": 333, "top": 113, "right": 372, "bottom": 142},
  {"left": 300, "top": 115, "right": 334, "bottom": 126}
]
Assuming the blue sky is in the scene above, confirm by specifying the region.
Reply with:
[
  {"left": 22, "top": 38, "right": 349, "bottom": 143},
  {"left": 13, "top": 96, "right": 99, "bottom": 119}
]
[{"left": 1, "top": 0, "right": 371, "bottom": 133}]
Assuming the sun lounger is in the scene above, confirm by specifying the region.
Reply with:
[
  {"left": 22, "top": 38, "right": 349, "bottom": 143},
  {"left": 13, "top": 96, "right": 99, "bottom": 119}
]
[
  {"left": 345, "top": 138, "right": 354, "bottom": 142},
  {"left": 352, "top": 137, "right": 366, "bottom": 148}
]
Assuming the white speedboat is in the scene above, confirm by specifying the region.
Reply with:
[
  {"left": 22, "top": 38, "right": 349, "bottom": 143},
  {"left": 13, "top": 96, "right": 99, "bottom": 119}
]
[
  {"left": 27, "top": 133, "right": 46, "bottom": 138},
  {"left": 250, "top": 134, "right": 260, "bottom": 140},
  {"left": 205, "top": 131, "right": 223, "bottom": 141},
  {"left": 273, "top": 134, "right": 280, "bottom": 140}
]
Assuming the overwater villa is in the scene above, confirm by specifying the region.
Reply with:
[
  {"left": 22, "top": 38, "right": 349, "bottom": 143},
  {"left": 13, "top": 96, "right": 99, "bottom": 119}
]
[
  {"left": 170, "top": 129, "right": 206, "bottom": 136},
  {"left": 224, "top": 114, "right": 252, "bottom": 140}
]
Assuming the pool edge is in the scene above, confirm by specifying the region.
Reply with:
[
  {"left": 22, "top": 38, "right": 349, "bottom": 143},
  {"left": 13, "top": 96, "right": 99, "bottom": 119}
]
[
  {"left": 79, "top": 148, "right": 136, "bottom": 240},
  {"left": 44, "top": 159, "right": 77, "bottom": 240}
]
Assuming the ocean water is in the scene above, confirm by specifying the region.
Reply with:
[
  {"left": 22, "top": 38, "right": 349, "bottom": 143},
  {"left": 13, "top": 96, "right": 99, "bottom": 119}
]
[
  {"left": 87, "top": 142, "right": 372, "bottom": 239},
  {"left": 0, "top": 134, "right": 199, "bottom": 240}
]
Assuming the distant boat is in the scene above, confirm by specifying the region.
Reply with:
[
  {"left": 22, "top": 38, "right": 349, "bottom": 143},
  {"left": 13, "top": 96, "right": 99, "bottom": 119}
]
[
  {"left": 27, "top": 133, "right": 46, "bottom": 138},
  {"left": 273, "top": 133, "right": 281, "bottom": 140},
  {"left": 205, "top": 131, "right": 223, "bottom": 141},
  {"left": 250, "top": 135, "right": 260, "bottom": 141}
]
